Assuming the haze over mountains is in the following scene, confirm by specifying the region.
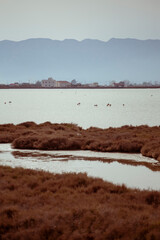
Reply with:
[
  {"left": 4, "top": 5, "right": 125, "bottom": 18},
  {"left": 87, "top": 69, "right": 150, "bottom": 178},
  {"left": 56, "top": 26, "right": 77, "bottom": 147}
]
[{"left": 0, "top": 38, "right": 160, "bottom": 84}]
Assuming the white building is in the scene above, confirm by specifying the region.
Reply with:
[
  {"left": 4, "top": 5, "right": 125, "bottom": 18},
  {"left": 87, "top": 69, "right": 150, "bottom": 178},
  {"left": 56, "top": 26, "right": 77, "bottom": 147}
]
[
  {"left": 41, "top": 78, "right": 56, "bottom": 87},
  {"left": 41, "top": 78, "right": 71, "bottom": 88},
  {"left": 57, "top": 81, "right": 71, "bottom": 87}
]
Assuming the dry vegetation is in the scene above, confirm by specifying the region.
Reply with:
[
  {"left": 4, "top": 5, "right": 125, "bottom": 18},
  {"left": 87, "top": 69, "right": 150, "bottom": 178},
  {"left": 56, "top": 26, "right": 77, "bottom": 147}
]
[
  {"left": 0, "top": 166, "right": 160, "bottom": 240},
  {"left": 0, "top": 122, "right": 160, "bottom": 161},
  {"left": 1, "top": 122, "right": 160, "bottom": 239}
]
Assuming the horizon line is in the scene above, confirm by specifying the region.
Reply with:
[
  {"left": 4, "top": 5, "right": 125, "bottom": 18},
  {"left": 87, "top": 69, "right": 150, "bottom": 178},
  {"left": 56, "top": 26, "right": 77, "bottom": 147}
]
[{"left": 0, "top": 37, "right": 160, "bottom": 43}]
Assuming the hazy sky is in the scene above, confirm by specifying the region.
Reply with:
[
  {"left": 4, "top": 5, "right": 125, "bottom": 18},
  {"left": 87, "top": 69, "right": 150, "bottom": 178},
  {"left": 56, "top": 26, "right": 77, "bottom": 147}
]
[{"left": 0, "top": 0, "right": 160, "bottom": 41}]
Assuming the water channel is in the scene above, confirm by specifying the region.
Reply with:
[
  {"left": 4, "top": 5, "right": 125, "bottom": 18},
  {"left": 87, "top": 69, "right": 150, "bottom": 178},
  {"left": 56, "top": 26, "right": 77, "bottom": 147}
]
[{"left": 1, "top": 144, "right": 160, "bottom": 191}]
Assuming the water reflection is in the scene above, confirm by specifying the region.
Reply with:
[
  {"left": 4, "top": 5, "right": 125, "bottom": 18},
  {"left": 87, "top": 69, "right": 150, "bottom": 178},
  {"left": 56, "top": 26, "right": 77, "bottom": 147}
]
[{"left": 0, "top": 144, "right": 160, "bottom": 190}]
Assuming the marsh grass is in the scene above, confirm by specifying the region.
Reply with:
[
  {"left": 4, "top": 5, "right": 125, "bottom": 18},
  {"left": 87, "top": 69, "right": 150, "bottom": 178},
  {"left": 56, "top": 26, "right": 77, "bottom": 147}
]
[
  {"left": 0, "top": 122, "right": 160, "bottom": 161},
  {"left": 0, "top": 166, "right": 160, "bottom": 239}
]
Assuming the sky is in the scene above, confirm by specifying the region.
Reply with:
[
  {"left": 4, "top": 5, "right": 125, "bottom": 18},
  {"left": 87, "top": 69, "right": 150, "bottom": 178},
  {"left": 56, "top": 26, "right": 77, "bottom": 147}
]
[{"left": 0, "top": 0, "right": 160, "bottom": 41}]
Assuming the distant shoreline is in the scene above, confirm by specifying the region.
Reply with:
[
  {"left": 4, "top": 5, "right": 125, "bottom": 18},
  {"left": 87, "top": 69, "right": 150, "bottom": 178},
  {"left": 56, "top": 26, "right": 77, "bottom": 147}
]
[{"left": 0, "top": 86, "right": 160, "bottom": 89}]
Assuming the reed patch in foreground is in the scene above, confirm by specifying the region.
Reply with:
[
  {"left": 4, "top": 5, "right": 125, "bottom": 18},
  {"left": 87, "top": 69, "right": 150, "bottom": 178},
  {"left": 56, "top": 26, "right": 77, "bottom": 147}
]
[{"left": 0, "top": 166, "right": 160, "bottom": 240}]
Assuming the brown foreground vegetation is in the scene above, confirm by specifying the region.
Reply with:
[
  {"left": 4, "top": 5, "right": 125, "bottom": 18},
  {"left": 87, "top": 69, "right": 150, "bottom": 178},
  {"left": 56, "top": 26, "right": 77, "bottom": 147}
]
[
  {"left": 1, "top": 166, "right": 160, "bottom": 240},
  {"left": 0, "top": 122, "right": 160, "bottom": 161}
]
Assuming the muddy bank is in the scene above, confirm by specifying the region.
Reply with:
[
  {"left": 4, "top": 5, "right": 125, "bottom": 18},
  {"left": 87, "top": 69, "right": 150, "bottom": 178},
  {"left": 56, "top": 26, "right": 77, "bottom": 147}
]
[
  {"left": 0, "top": 121, "right": 160, "bottom": 161},
  {"left": 0, "top": 166, "right": 160, "bottom": 240}
]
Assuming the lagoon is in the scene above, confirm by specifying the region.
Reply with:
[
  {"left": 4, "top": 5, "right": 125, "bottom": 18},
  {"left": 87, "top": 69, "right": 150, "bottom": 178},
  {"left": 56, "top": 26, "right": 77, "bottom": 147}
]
[
  {"left": 0, "top": 88, "right": 160, "bottom": 128},
  {"left": 0, "top": 89, "right": 160, "bottom": 190}
]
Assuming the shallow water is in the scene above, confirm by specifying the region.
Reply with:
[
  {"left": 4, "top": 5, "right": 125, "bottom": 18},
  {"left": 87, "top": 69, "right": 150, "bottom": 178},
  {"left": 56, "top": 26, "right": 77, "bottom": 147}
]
[
  {"left": 1, "top": 144, "right": 160, "bottom": 190},
  {"left": 0, "top": 89, "right": 160, "bottom": 128},
  {"left": 0, "top": 89, "right": 160, "bottom": 190}
]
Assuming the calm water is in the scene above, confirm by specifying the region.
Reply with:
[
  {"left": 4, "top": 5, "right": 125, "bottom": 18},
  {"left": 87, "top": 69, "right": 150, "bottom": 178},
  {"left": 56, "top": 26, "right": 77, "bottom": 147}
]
[
  {"left": 0, "top": 144, "right": 160, "bottom": 190},
  {"left": 0, "top": 88, "right": 160, "bottom": 128},
  {"left": 0, "top": 89, "right": 160, "bottom": 190}
]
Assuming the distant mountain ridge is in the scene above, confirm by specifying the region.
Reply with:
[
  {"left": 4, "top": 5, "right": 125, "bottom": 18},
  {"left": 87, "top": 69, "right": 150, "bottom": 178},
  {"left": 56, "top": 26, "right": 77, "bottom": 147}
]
[{"left": 0, "top": 38, "right": 160, "bottom": 84}]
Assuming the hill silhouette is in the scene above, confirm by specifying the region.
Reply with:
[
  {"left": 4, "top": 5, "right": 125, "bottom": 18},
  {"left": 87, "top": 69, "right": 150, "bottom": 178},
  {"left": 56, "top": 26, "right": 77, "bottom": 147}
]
[{"left": 0, "top": 38, "right": 160, "bottom": 84}]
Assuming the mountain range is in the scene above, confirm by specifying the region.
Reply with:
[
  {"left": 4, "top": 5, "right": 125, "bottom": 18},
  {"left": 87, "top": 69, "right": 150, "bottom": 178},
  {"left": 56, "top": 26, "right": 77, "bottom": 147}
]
[{"left": 0, "top": 38, "right": 160, "bottom": 84}]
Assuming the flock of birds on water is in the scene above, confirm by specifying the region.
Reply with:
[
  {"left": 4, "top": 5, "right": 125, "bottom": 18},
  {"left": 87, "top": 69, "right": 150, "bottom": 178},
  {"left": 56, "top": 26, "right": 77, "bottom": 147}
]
[
  {"left": 76, "top": 94, "right": 154, "bottom": 107},
  {"left": 3, "top": 93, "right": 154, "bottom": 107},
  {"left": 77, "top": 102, "right": 125, "bottom": 107},
  {"left": 3, "top": 101, "right": 125, "bottom": 107},
  {"left": 4, "top": 101, "right": 12, "bottom": 104},
  {"left": 2, "top": 94, "right": 154, "bottom": 107}
]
